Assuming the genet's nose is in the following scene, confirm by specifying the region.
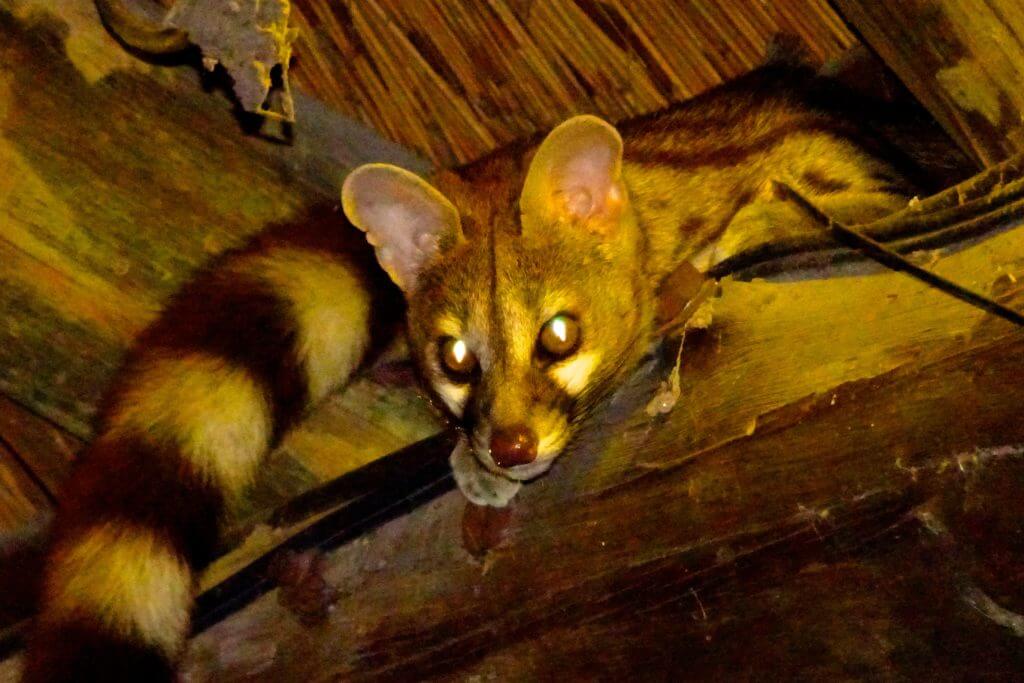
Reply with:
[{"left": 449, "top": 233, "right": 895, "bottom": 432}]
[{"left": 489, "top": 425, "right": 538, "bottom": 468}]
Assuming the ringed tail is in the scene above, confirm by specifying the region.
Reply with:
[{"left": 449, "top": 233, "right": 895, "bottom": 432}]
[{"left": 23, "top": 206, "right": 399, "bottom": 682}]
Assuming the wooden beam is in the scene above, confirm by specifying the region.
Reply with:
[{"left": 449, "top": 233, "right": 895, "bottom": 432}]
[
  {"left": 0, "top": 396, "right": 80, "bottom": 499},
  {"left": 832, "top": 0, "right": 1024, "bottom": 167},
  {"left": 0, "top": 442, "right": 49, "bottom": 536}
]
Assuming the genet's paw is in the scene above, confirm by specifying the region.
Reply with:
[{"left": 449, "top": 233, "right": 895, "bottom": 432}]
[
  {"left": 450, "top": 437, "right": 521, "bottom": 507},
  {"left": 267, "top": 549, "right": 339, "bottom": 626}
]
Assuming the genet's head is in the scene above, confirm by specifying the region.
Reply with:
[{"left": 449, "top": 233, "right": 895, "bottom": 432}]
[{"left": 342, "top": 116, "right": 652, "bottom": 480}]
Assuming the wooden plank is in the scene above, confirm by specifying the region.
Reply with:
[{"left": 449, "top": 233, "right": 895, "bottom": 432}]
[
  {"left": 0, "top": 395, "right": 80, "bottom": 498},
  {"left": 832, "top": 0, "right": 1024, "bottom": 167},
  {"left": 439, "top": 515, "right": 1024, "bottom": 681},
  {"left": 0, "top": 516, "right": 46, "bottom": 664},
  {"left": 0, "top": 396, "right": 76, "bottom": 643},
  {"left": 0, "top": 441, "right": 50, "bottom": 537}
]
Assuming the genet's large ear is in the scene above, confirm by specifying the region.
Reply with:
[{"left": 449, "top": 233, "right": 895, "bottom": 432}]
[
  {"left": 342, "top": 164, "right": 463, "bottom": 292},
  {"left": 520, "top": 115, "right": 625, "bottom": 235}
]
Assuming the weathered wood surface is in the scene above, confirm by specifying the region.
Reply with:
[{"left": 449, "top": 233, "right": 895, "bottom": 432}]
[
  {"left": 0, "top": 395, "right": 78, "bottom": 654},
  {"left": 0, "top": 395, "right": 80, "bottom": 500},
  {"left": 290, "top": 0, "right": 856, "bottom": 165},
  {"left": 50, "top": 184, "right": 1014, "bottom": 679},
  {"left": 0, "top": 397, "right": 73, "bottom": 648},
  {"left": 0, "top": 442, "right": 49, "bottom": 536},
  {"left": 833, "top": 0, "right": 1024, "bottom": 167},
  {"left": 0, "top": 0, "right": 437, "bottom": 505}
]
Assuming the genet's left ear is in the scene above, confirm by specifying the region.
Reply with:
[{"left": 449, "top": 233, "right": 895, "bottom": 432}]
[
  {"left": 520, "top": 115, "right": 625, "bottom": 235},
  {"left": 342, "top": 164, "right": 464, "bottom": 293}
]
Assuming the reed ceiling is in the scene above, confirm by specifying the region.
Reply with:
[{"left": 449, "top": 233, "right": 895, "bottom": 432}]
[{"left": 287, "top": 0, "right": 857, "bottom": 166}]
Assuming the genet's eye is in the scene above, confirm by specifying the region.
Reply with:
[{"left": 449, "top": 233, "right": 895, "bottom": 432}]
[
  {"left": 538, "top": 314, "right": 581, "bottom": 359},
  {"left": 438, "top": 337, "right": 478, "bottom": 380}
]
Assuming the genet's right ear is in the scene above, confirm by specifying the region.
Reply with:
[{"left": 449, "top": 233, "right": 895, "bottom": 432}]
[
  {"left": 342, "top": 164, "right": 464, "bottom": 292},
  {"left": 520, "top": 115, "right": 625, "bottom": 237}
]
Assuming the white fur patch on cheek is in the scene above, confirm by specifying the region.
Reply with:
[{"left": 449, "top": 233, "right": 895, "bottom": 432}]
[
  {"left": 434, "top": 381, "right": 469, "bottom": 417},
  {"left": 535, "top": 409, "right": 571, "bottom": 461},
  {"left": 537, "top": 426, "right": 569, "bottom": 459},
  {"left": 549, "top": 351, "right": 601, "bottom": 396}
]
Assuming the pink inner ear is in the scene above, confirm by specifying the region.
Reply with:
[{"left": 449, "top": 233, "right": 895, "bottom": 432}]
[
  {"left": 343, "top": 164, "right": 463, "bottom": 292},
  {"left": 557, "top": 145, "right": 616, "bottom": 220},
  {"left": 364, "top": 201, "right": 443, "bottom": 289},
  {"left": 562, "top": 188, "right": 594, "bottom": 218}
]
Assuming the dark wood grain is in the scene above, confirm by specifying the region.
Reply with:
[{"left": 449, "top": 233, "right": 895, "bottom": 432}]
[
  {"left": 0, "top": 396, "right": 80, "bottom": 499},
  {"left": 0, "top": 397, "right": 66, "bottom": 638},
  {"left": 832, "top": 0, "right": 1024, "bottom": 167},
  {"left": 0, "top": 441, "right": 50, "bottom": 537}
]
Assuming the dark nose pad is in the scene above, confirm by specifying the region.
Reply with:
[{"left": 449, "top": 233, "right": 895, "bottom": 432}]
[{"left": 489, "top": 425, "right": 538, "bottom": 468}]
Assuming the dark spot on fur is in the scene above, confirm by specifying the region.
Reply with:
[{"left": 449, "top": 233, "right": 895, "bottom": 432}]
[
  {"left": 802, "top": 169, "right": 850, "bottom": 194},
  {"left": 680, "top": 215, "right": 707, "bottom": 235}
]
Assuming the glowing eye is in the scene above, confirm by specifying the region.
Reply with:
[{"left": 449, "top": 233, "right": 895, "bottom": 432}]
[
  {"left": 439, "top": 337, "right": 478, "bottom": 379},
  {"left": 538, "top": 314, "right": 581, "bottom": 359},
  {"left": 552, "top": 318, "right": 568, "bottom": 341},
  {"left": 451, "top": 339, "right": 467, "bottom": 364}
]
